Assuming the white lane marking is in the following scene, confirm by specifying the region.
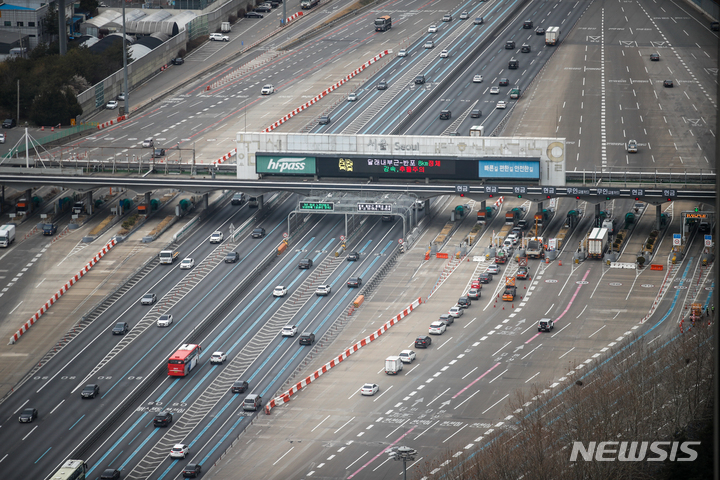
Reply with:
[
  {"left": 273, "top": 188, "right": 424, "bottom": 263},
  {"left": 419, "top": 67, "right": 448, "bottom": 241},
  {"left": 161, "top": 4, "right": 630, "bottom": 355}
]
[
  {"left": 49, "top": 399, "right": 65, "bottom": 415},
  {"left": 311, "top": 415, "right": 331, "bottom": 432},
  {"left": 426, "top": 388, "right": 450, "bottom": 407},
  {"left": 552, "top": 323, "right": 572, "bottom": 337},
  {"left": 524, "top": 373, "right": 540, "bottom": 384},
  {"left": 482, "top": 394, "right": 510, "bottom": 414},
  {"left": 443, "top": 424, "right": 468, "bottom": 442},
  {"left": 9, "top": 302, "right": 22, "bottom": 314},
  {"left": 588, "top": 325, "right": 606, "bottom": 338},
  {"left": 489, "top": 369, "right": 508, "bottom": 383},
  {"left": 22, "top": 426, "right": 38, "bottom": 441},
  {"left": 577, "top": 305, "right": 588, "bottom": 318},
  {"left": 559, "top": 347, "right": 575, "bottom": 359},
  {"left": 334, "top": 417, "right": 355, "bottom": 434},
  {"left": 373, "top": 385, "right": 393, "bottom": 401},
  {"left": 414, "top": 420, "right": 440, "bottom": 440},
  {"left": 491, "top": 342, "right": 512, "bottom": 356},
  {"left": 462, "top": 367, "right": 478, "bottom": 379},
  {"left": 272, "top": 447, "right": 294, "bottom": 466},
  {"left": 545, "top": 304, "right": 555, "bottom": 315}
]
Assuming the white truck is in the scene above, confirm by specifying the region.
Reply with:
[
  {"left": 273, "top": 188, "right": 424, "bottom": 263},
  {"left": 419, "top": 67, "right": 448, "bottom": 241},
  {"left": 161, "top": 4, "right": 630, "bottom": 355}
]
[
  {"left": 588, "top": 227, "right": 609, "bottom": 259},
  {"left": 545, "top": 26, "right": 560, "bottom": 46},
  {"left": 159, "top": 250, "right": 180, "bottom": 264},
  {"left": 385, "top": 356, "right": 403, "bottom": 375},
  {"left": 469, "top": 125, "right": 484, "bottom": 137},
  {"left": 221, "top": 22, "right": 231, "bottom": 33},
  {"left": 526, "top": 236, "right": 544, "bottom": 259},
  {"left": 0, "top": 224, "right": 16, "bottom": 247}
]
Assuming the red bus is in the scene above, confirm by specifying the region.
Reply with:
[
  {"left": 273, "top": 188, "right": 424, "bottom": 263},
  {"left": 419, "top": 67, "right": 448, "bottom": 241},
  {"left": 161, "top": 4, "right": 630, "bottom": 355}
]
[{"left": 168, "top": 344, "right": 202, "bottom": 376}]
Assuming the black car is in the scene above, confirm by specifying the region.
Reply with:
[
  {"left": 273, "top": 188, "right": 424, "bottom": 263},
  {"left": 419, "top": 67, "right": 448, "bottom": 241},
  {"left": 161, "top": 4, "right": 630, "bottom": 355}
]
[
  {"left": 381, "top": 215, "right": 392, "bottom": 222},
  {"left": 521, "top": 44, "right": 531, "bottom": 53},
  {"left": 2, "top": 118, "right": 16, "bottom": 128},
  {"left": 523, "top": 20, "right": 533, "bottom": 28},
  {"left": 231, "top": 192, "right": 245, "bottom": 205},
  {"left": 299, "top": 258, "right": 313, "bottom": 269},
  {"left": 299, "top": 332, "right": 315, "bottom": 345},
  {"left": 225, "top": 252, "right": 240, "bottom": 263},
  {"left": 251, "top": 227, "right": 266, "bottom": 238},
  {"left": 650, "top": 53, "right": 659, "bottom": 61},
  {"left": 470, "top": 109, "right": 482, "bottom": 118},
  {"left": 19, "top": 408, "right": 38, "bottom": 423},
  {"left": 42, "top": 223, "right": 58, "bottom": 235},
  {"left": 457, "top": 296, "right": 472, "bottom": 308},
  {"left": 663, "top": 79, "right": 673, "bottom": 88},
  {"left": 439, "top": 314, "right": 454, "bottom": 326},
  {"left": 182, "top": 464, "right": 202, "bottom": 478},
  {"left": 112, "top": 322, "right": 129, "bottom": 335},
  {"left": 347, "top": 277, "right": 362, "bottom": 288},
  {"left": 245, "top": 11, "right": 263, "bottom": 18},
  {"left": 100, "top": 469, "right": 121, "bottom": 480},
  {"left": 377, "top": 80, "right": 388, "bottom": 90},
  {"left": 535, "top": 26, "right": 545, "bottom": 35},
  {"left": 505, "top": 40, "right": 515, "bottom": 49},
  {"left": 347, "top": 251, "right": 360, "bottom": 261},
  {"left": 255, "top": 4, "right": 271, "bottom": 12},
  {"left": 414, "top": 75, "right": 425, "bottom": 85},
  {"left": 712, "top": 21, "right": 719, "bottom": 31},
  {"left": 81, "top": 384, "right": 100, "bottom": 399},
  {"left": 499, "top": 78, "right": 509, "bottom": 86},
  {"left": 231, "top": 380, "right": 249, "bottom": 393},
  {"left": 477, "top": 273, "right": 492, "bottom": 284},
  {"left": 517, "top": 219, "right": 528, "bottom": 230},
  {"left": 152, "top": 148, "right": 166, "bottom": 158},
  {"left": 154, "top": 411, "right": 173, "bottom": 427},
  {"left": 439, "top": 110, "right": 451, "bottom": 120},
  {"left": 415, "top": 335, "right": 432, "bottom": 348},
  {"left": 318, "top": 115, "right": 331, "bottom": 125},
  {"left": 171, "top": 57, "right": 184, "bottom": 65}
]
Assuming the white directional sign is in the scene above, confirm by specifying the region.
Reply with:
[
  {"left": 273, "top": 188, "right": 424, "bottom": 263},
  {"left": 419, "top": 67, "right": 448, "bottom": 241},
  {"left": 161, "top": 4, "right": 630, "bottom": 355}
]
[{"left": 673, "top": 233, "right": 682, "bottom": 246}]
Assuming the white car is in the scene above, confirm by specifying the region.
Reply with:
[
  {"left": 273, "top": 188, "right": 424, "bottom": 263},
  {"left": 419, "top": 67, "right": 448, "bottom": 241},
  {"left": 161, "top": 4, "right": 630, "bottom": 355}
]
[
  {"left": 209, "top": 33, "right": 229, "bottom": 41},
  {"left": 170, "top": 444, "right": 189, "bottom": 458},
  {"left": 399, "top": 350, "right": 416, "bottom": 363},
  {"left": 448, "top": 306, "right": 464, "bottom": 318},
  {"left": 261, "top": 84, "right": 275, "bottom": 95},
  {"left": 496, "top": 101, "right": 507, "bottom": 109},
  {"left": 157, "top": 314, "right": 173, "bottom": 327},
  {"left": 507, "top": 232, "right": 519, "bottom": 244},
  {"left": 490, "top": 86, "right": 500, "bottom": 94},
  {"left": 460, "top": 11, "right": 469, "bottom": 19},
  {"left": 429, "top": 321, "right": 447, "bottom": 335},
  {"left": 316, "top": 284, "right": 332, "bottom": 296},
  {"left": 141, "top": 138, "right": 154, "bottom": 148},
  {"left": 428, "top": 25, "right": 438, "bottom": 33},
  {"left": 0, "top": 133, "right": 5, "bottom": 144},
  {"left": 398, "top": 49, "right": 407, "bottom": 57},
  {"left": 273, "top": 286, "right": 288, "bottom": 297},
  {"left": 360, "top": 383, "right": 379, "bottom": 396},
  {"left": 424, "top": 40, "right": 435, "bottom": 49},
  {"left": 180, "top": 258, "right": 194, "bottom": 269},
  {"left": 473, "top": 75, "right": 483, "bottom": 83},
  {"left": 106, "top": 100, "right": 118, "bottom": 109},
  {"left": 210, "top": 351, "right": 227, "bottom": 364},
  {"left": 439, "top": 49, "right": 449, "bottom": 58},
  {"left": 347, "top": 92, "right": 357, "bottom": 101},
  {"left": 281, "top": 325, "right": 298, "bottom": 337},
  {"left": 210, "top": 231, "right": 223, "bottom": 243}
]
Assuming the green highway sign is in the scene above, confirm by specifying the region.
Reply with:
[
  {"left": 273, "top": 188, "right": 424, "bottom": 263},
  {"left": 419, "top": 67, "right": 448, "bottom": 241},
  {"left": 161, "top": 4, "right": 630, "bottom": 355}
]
[{"left": 300, "top": 202, "right": 334, "bottom": 211}]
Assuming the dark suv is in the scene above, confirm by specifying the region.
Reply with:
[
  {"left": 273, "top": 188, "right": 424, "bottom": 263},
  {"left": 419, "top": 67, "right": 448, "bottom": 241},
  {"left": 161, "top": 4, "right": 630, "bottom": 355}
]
[
  {"left": 415, "top": 335, "right": 432, "bottom": 348},
  {"left": 457, "top": 296, "right": 472, "bottom": 308},
  {"left": 100, "top": 469, "right": 121, "bottom": 480},
  {"left": 231, "top": 192, "right": 246, "bottom": 205},
  {"left": 505, "top": 40, "right": 515, "bottom": 49},
  {"left": 225, "top": 252, "right": 240, "bottom": 263},
  {"left": 299, "top": 332, "right": 315, "bottom": 345},
  {"left": 439, "top": 110, "right": 451, "bottom": 120},
  {"left": 2, "top": 118, "right": 16, "bottom": 128},
  {"left": 154, "top": 411, "right": 173, "bottom": 427},
  {"left": 182, "top": 464, "right": 202, "bottom": 478},
  {"left": 251, "top": 227, "right": 266, "bottom": 238},
  {"left": 347, "top": 277, "right": 362, "bottom": 288},
  {"left": 299, "top": 258, "right": 313, "bottom": 269},
  {"left": 231, "top": 380, "right": 249, "bottom": 394}
]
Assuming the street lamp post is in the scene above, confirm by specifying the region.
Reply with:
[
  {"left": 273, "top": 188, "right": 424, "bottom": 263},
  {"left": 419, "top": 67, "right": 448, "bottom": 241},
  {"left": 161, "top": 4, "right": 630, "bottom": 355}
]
[{"left": 388, "top": 445, "right": 417, "bottom": 480}]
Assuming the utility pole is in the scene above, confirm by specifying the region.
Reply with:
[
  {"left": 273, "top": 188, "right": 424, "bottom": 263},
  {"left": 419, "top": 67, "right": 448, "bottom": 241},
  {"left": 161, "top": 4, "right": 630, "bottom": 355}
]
[{"left": 122, "top": 0, "right": 130, "bottom": 115}]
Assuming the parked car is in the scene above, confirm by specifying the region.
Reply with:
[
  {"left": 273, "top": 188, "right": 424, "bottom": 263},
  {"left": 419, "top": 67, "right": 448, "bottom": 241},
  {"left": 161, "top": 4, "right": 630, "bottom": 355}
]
[
  {"left": 0, "top": 133, "right": 5, "bottom": 143},
  {"left": 399, "top": 350, "right": 416, "bottom": 363},
  {"left": 273, "top": 285, "right": 288, "bottom": 297},
  {"left": 81, "top": 384, "right": 100, "bottom": 399},
  {"left": 171, "top": 57, "right": 184, "bottom": 65},
  {"left": 210, "top": 351, "right": 227, "bottom": 364},
  {"left": 245, "top": 11, "right": 263, "bottom": 18},
  {"left": 2, "top": 118, "right": 17, "bottom": 128},
  {"left": 360, "top": 383, "right": 379, "bottom": 395},
  {"left": 254, "top": 3, "right": 271, "bottom": 12},
  {"left": 106, "top": 100, "right": 119, "bottom": 109},
  {"left": 209, "top": 33, "right": 229, "bottom": 41},
  {"left": 157, "top": 314, "right": 173, "bottom": 327}
]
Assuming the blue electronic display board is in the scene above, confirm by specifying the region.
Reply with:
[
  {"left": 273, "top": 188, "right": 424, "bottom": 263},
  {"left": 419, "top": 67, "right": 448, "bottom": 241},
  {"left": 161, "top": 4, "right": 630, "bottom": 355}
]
[{"left": 479, "top": 160, "right": 540, "bottom": 179}]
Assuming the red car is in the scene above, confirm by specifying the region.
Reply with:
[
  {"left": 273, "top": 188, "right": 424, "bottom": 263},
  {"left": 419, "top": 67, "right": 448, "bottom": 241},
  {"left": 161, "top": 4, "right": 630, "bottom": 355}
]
[{"left": 470, "top": 280, "right": 482, "bottom": 290}]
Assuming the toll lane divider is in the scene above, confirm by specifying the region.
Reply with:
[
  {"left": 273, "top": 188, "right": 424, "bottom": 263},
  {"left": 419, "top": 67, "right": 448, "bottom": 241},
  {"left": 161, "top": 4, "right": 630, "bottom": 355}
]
[
  {"left": 264, "top": 296, "right": 423, "bottom": 413},
  {"left": 97, "top": 115, "right": 128, "bottom": 130},
  {"left": 212, "top": 148, "right": 237, "bottom": 166},
  {"left": 8, "top": 238, "right": 118, "bottom": 344},
  {"left": 262, "top": 50, "right": 391, "bottom": 133}
]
